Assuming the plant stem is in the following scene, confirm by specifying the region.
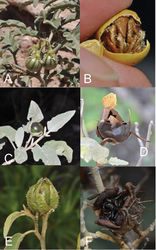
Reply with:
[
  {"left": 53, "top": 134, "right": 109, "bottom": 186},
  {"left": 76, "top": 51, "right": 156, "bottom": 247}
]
[
  {"left": 12, "top": 52, "right": 18, "bottom": 65},
  {"left": 2, "top": 129, "right": 50, "bottom": 165},
  {"left": 48, "top": 31, "right": 53, "bottom": 43},
  {"left": 90, "top": 167, "right": 105, "bottom": 193},
  {"left": 40, "top": 214, "right": 49, "bottom": 250}
]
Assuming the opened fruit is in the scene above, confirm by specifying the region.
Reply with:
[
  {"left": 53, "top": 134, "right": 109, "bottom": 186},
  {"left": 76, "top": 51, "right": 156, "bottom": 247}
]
[{"left": 96, "top": 10, "right": 150, "bottom": 65}]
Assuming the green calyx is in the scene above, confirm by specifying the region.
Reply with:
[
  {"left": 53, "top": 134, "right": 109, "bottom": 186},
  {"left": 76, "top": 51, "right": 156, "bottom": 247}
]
[{"left": 26, "top": 178, "right": 59, "bottom": 215}]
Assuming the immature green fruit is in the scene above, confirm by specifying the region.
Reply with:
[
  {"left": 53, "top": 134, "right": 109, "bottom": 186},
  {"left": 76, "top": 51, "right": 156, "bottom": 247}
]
[
  {"left": 25, "top": 53, "right": 42, "bottom": 72},
  {"left": 43, "top": 50, "right": 58, "bottom": 70},
  {"left": 30, "top": 122, "right": 43, "bottom": 136},
  {"left": 26, "top": 178, "right": 59, "bottom": 215}
]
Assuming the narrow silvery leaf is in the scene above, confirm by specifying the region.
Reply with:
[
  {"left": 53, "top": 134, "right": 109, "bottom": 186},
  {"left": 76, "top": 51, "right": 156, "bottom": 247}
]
[
  {"left": 32, "top": 144, "right": 61, "bottom": 165},
  {"left": 27, "top": 101, "right": 44, "bottom": 122},
  {"left": 0, "top": 126, "right": 16, "bottom": 142},
  {"left": 14, "top": 147, "right": 28, "bottom": 164},
  {"left": 15, "top": 127, "right": 24, "bottom": 148},
  {"left": 0, "top": 142, "right": 5, "bottom": 150},
  {"left": 47, "top": 110, "right": 76, "bottom": 132},
  {"left": 44, "top": 140, "right": 73, "bottom": 163},
  {"left": 4, "top": 233, "right": 26, "bottom": 250},
  {"left": 3, "top": 211, "right": 25, "bottom": 238},
  {"left": 108, "top": 157, "right": 129, "bottom": 166}
]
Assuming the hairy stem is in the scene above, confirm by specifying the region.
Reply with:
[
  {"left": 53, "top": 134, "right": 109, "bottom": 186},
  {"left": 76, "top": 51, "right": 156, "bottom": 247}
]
[{"left": 40, "top": 214, "right": 49, "bottom": 250}]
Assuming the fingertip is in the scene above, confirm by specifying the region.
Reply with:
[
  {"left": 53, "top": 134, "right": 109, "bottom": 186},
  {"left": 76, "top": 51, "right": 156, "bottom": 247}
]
[
  {"left": 80, "top": 48, "right": 119, "bottom": 87},
  {"left": 104, "top": 58, "right": 152, "bottom": 87}
]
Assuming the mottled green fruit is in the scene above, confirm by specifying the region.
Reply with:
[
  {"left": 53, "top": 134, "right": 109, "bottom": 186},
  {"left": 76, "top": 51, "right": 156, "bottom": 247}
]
[
  {"left": 43, "top": 54, "right": 58, "bottom": 70},
  {"left": 25, "top": 53, "right": 42, "bottom": 72},
  {"left": 26, "top": 178, "right": 59, "bottom": 215},
  {"left": 30, "top": 122, "right": 43, "bottom": 136}
]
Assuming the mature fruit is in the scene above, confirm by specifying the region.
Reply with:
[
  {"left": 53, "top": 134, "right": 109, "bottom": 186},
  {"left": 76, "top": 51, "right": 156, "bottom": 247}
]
[{"left": 96, "top": 9, "right": 150, "bottom": 65}]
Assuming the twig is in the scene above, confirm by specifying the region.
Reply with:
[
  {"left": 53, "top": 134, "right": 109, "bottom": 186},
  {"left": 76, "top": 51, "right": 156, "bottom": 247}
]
[
  {"left": 2, "top": 127, "right": 50, "bottom": 165},
  {"left": 25, "top": 134, "right": 33, "bottom": 148},
  {"left": 145, "top": 120, "right": 153, "bottom": 148},
  {"left": 135, "top": 169, "right": 150, "bottom": 193},
  {"left": 80, "top": 200, "right": 130, "bottom": 249},
  {"left": 132, "top": 220, "right": 156, "bottom": 249},
  {"left": 2, "top": 158, "right": 15, "bottom": 165},
  {"left": 80, "top": 200, "right": 88, "bottom": 235},
  {"left": 135, "top": 121, "right": 153, "bottom": 166},
  {"left": 90, "top": 167, "right": 105, "bottom": 193},
  {"left": 80, "top": 98, "right": 85, "bottom": 137}
]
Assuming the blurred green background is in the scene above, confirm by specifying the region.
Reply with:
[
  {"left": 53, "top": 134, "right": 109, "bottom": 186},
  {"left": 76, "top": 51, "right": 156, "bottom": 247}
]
[
  {"left": 0, "top": 165, "right": 80, "bottom": 249},
  {"left": 81, "top": 167, "right": 155, "bottom": 249},
  {"left": 81, "top": 87, "right": 155, "bottom": 166}
]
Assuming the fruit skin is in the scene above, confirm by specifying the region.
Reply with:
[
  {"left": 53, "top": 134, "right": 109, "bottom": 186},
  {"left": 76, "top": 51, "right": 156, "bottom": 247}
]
[
  {"left": 43, "top": 50, "right": 58, "bottom": 70},
  {"left": 81, "top": 39, "right": 104, "bottom": 57},
  {"left": 30, "top": 122, "right": 44, "bottom": 137},
  {"left": 25, "top": 53, "right": 42, "bottom": 72},
  {"left": 26, "top": 178, "right": 59, "bottom": 215},
  {"left": 96, "top": 9, "right": 150, "bottom": 65}
]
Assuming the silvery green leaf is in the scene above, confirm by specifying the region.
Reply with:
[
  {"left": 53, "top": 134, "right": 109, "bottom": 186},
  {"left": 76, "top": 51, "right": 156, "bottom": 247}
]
[
  {"left": 3, "top": 211, "right": 25, "bottom": 238},
  {"left": 47, "top": 110, "right": 75, "bottom": 132},
  {"left": 14, "top": 147, "right": 28, "bottom": 164},
  {"left": 0, "top": 20, "right": 26, "bottom": 29},
  {"left": 22, "top": 121, "right": 31, "bottom": 133},
  {"left": 44, "top": 140, "right": 73, "bottom": 163},
  {"left": 15, "top": 127, "right": 24, "bottom": 148},
  {"left": 0, "top": 6, "right": 7, "bottom": 12},
  {"left": 4, "top": 233, "right": 25, "bottom": 250},
  {"left": 0, "top": 142, "right": 5, "bottom": 150},
  {"left": 81, "top": 137, "right": 109, "bottom": 164},
  {"left": 63, "top": 24, "right": 80, "bottom": 57},
  {"left": 33, "top": 0, "right": 39, "bottom": 7},
  {"left": 32, "top": 144, "right": 61, "bottom": 165},
  {"left": 0, "top": 0, "right": 8, "bottom": 4},
  {"left": 19, "top": 0, "right": 33, "bottom": 11},
  {"left": 0, "top": 126, "right": 16, "bottom": 142},
  {"left": 27, "top": 101, "right": 44, "bottom": 122},
  {"left": 108, "top": 157, "right": 129, "bottom": 166}
]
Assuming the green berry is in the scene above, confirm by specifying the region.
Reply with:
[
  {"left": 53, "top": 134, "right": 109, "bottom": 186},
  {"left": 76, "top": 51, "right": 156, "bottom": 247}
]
[{"left": 30, "top": 122, "right": 43, "bottom": 136}]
